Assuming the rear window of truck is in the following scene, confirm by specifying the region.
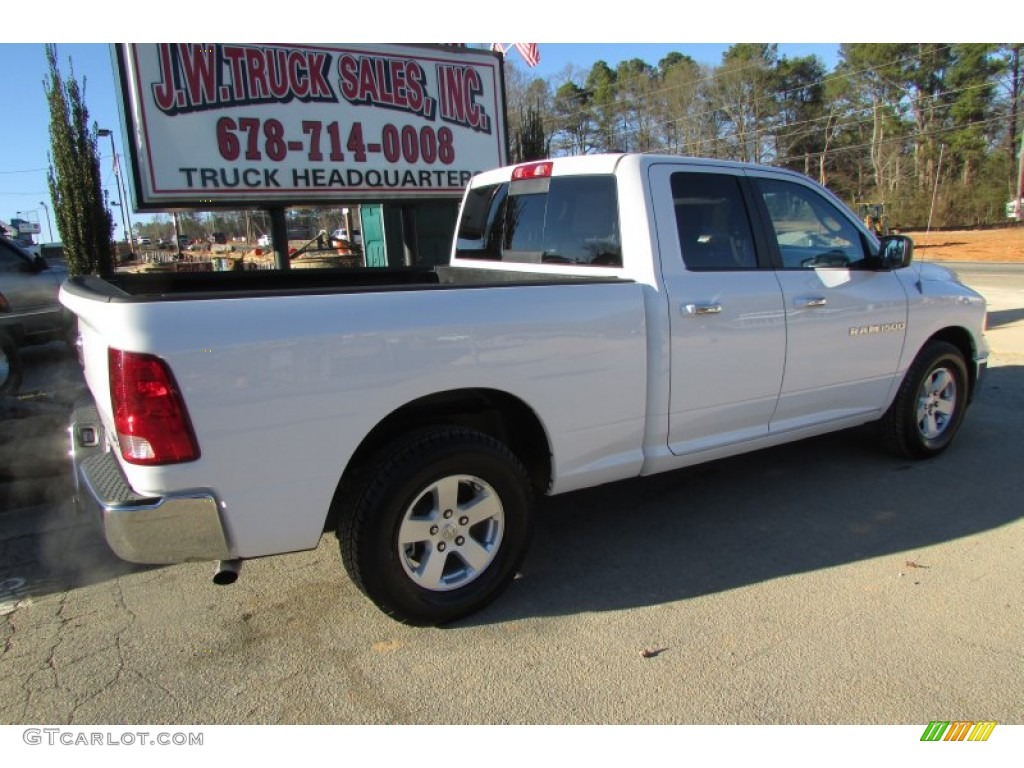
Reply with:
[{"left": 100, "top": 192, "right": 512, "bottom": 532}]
[{"left": 456, "top": 175, "right": 621, "bottom": 267}]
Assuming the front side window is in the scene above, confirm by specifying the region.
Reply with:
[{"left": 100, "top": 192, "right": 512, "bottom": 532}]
[
  {"left": 756, "top": 178, "right": 870, "bottom": 269},
  {"left": 671, "top": 173, "right": 758, "bottom": 271},
  {"left": 456, "top": 175, "right": 621, "bottom": 267}
]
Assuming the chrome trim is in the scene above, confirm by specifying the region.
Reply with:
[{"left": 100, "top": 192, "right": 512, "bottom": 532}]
[
  {"left": 684, "top": 302, "right": 722, "bottom": 316},
  {"left": 797, "top": 297, "right": 828, "bottom": 308},
  {"left": 70, "top": 401, "right": 230, "bottom": 565},
  {"left": 82, "top": 469, "right": 230, "bottom": 564}
]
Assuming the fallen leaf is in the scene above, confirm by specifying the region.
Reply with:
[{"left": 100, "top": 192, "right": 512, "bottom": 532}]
[
  {"left": 640, "top": 647, "right": 668, "bottom": 658},
  {"left": 372, "top": 639, "right": 404, "bottom": 654}
]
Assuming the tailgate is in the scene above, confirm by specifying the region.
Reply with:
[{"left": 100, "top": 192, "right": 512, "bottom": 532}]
[{"left": 60, "top": 281, "right": 117, "bottom": 433}]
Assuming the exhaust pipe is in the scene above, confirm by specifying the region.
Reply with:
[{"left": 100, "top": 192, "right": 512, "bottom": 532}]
[{"left": 213, "top": 559, "right": 243, "bottom": 585}]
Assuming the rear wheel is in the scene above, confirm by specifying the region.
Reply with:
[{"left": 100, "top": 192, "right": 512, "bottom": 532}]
[
  {"left": 0, "top": 332, "right": 22, "bottom": 396},
  {"left": 879, "top": 341, "right": 969, "bottom": 459},
  {"left": 337, "top": 427, "right": 534, "bottom": 625}
]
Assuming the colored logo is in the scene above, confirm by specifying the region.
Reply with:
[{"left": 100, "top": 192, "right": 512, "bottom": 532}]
[{"left": 921, "top": 721, "right": 996, "bottom": 741}]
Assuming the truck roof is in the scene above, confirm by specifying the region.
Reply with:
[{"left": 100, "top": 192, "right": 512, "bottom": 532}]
[{"left": 469, "top": 153, "right": 815, "bottom": 188}]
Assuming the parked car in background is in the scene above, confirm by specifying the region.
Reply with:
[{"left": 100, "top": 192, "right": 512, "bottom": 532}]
[{"left": 0, "top": 233, "right": 71, "bottom": 394}]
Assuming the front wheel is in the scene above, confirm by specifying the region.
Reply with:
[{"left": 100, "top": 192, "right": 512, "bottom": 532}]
[
  {"left": 337, "top": 427, "right": 534, "bottom": 625},
  {"left": 879, "top": 341, "right": 969, "bottom": 459}
]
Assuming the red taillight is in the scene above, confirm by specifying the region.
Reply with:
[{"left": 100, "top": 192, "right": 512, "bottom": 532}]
[
  {"left": 109, "top": 348, "right": 200, "bottom": 465},
  {"left": 511, "top": 161, "right": 553, "bottom": 181}
]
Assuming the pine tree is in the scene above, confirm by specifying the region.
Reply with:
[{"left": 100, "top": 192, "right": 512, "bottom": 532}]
[
  {"left": 513, "top": 101, "right": 549, "bottom": 163},
  {"left": 44, "top": 44, "right": 114, "bottom": 276}
]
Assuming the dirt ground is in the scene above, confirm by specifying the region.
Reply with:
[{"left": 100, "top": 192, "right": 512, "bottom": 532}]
[{"left": 902, "top": 226, "right": 1024, "bottom": 263}]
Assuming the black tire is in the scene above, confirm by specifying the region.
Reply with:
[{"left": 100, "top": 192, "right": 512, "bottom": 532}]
[
  {"left": 0, "top": 332, "right": 22, "bottom": 397},
  {"left": 337, "top": 427, "right": 534, "bottom": 626},
  {"left": 879, "top": 341, "right": 969, "bottom": 459}
]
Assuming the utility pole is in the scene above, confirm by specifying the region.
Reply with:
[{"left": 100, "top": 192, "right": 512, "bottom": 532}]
[
  {"left": 98, "top": 129, "right": 135, "bottom": 254},
  {"left": 1016, "top": 129, "right": 1023, "bottom": 220},
  {"left": 172, "top": 211, "right": 183, "bottom": 255},
  {"left": 926, "top": 143, "right": 946, "bottom": 235}
]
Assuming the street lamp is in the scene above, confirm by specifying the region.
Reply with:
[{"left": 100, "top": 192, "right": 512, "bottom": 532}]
[
  {"left": 97, "top": 128, "right": 134, "bottom": 253},
  {"left": 38, "top": 201, "right": 53, "bottom": 242},
  {"left": 106, "top": 189, "right": 129, "bottom": 258}
]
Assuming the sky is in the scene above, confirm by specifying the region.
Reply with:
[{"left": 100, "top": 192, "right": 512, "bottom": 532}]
[{"left": 0, "top": 1, "right": 1000, "bottom": 243}]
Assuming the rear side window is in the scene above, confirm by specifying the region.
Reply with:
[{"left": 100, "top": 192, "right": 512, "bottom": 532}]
[
  {"left": 671, "top": 172, "right": 758, "bottom": 271},
  {"left": 456, "top": 175, "right": 621, "bottom": 267}
]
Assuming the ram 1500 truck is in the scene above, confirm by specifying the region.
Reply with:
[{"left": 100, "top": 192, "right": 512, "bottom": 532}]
[{"left": 62, "top": 153, "right": 988, "bottom": 625}]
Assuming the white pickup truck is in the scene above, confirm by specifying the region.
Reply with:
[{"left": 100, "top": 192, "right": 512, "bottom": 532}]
[{"left": 62, "top": 153, "right": 988, "bottom": 625}]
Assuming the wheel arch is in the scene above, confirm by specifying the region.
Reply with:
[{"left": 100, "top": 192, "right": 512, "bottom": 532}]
[
  {"left": 921, "top": 325, "right": 980, "bottom": 403},
  {"left": 324, "top": 388, "right": 552, "bottom": 533}
]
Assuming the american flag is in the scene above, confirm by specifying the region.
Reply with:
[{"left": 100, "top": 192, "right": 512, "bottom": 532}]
[
  {"left": 491, "top": 43, "right": 540, "bottom": 68},
  {"left": 514, "top": 43, "right": 540, "bottom": 68}
]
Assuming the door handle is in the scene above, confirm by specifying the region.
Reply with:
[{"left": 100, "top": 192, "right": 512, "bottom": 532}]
[
  {"left": 795, "top": 297, "right": 827, "bottom": 309},
  {"left": 683, "top": 303, "right": 723, "bottom": 316}
]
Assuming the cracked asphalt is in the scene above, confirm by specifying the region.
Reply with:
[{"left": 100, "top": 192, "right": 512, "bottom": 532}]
[{"left": 1, "top": 267, "right": 1022, "bottom": 726}]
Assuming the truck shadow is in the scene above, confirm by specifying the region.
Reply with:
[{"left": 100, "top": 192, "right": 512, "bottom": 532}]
[
  {"left": 986, "top": 307, "right": 1024, "bottom": 328},
  {"left": 470, "top": 362, "right": 1024, "bottom": 626}
]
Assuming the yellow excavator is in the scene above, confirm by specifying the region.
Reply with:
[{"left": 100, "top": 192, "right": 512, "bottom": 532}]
[{"left": 858, "top": 203, "right": 890, "bottom": 236}]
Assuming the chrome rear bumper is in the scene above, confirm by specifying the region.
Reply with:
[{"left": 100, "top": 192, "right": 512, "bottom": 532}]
[{"left": 69, "top": 402, "right": 230, "bottom": 564}]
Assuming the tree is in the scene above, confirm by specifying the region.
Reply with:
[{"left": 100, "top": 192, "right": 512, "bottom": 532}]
[
  {"left": 550, "top": 81, "right": 594, "bottom": 155},
  {"left": 996, "top": 44, "right": 1022, "bottom": 176},
  {"left": 654, "top": 53, "right": 705, "bottom": 154},
  {"left": 44, "top": 44, "right": 114, "bottom": 276},
  {"left": 773, "top": 55, "right": 827, "bottom": 176},
  {"left": 947, "top": 45, "right": 999, "bottom": 187},
  {"left": 585, "top": 61, "right": 619, "bottom": 151},
  {"left": 836, "top": 44, "right": 913, "bottom": 197},
  {"left": 902, "top": 43, "right": 954, "bottom": 193},
  {"left": 512, "top": 101, "right": 550, "bottom": 163},
  {"left": 615, "top": 59, "right": 658, "bottom": 151},
  {"left": 714, "top": 44, "right": 780, "bottom": 163}
]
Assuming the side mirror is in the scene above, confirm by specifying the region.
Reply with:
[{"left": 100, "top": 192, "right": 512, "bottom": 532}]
[
  {"left": 34, "top": 254, "right": 50, "bottom": 271},
  {"left": 879, "top": 234, "right": 913, "bottom": 269}
]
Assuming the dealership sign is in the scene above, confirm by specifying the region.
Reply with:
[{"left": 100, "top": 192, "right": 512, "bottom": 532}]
[{"left": 114, "top": 44, "right": 508, "bottom": 209}]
